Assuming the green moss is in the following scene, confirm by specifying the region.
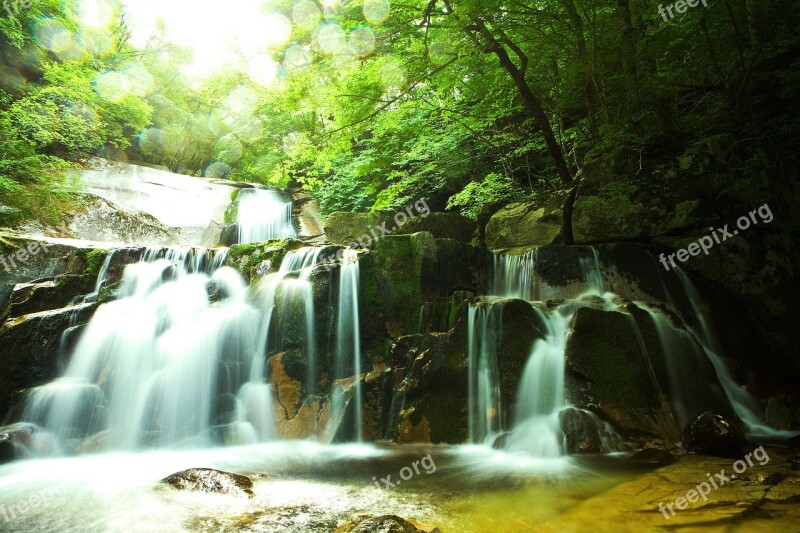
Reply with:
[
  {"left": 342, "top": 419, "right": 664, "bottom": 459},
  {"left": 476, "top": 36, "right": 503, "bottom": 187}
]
[
  {"left": 83, "top": 249, "right": 107, "bottom": 277},
  {"left": 226, "top": 239, "right": 298, "bottom": 283}
]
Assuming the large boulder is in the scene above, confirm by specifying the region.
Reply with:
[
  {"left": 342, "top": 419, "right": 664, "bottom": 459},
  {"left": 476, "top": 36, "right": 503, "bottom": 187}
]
[
  {"left": 564, "top": 306, "right": 678, "bottom": 440},
  {"left": 682, "top": 411, "right": 746, "bottom": 458},
  {"left": 1, "top": 274, "right": 96, "bottom": 320},
  {"left": 485, "top": 190, "right": 572, "bottom": 251},
  {"left": 324, "top": 212, "right": 386, "bottom": 247},
  {"left": 395, "top": 212, "right": 475, "bottom": 244},
  {"left": 325, "top": 211, "right": 475, "bottom": 247}
]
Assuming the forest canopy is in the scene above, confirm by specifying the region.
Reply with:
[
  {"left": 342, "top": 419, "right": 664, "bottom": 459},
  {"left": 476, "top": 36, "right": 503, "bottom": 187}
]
[{"left": 1, "top": 0, "right": 798, "bottom": 222}]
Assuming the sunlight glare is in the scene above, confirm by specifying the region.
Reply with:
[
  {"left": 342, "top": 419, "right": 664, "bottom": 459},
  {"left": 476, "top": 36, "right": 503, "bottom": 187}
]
[{"left": 123, "top": 0, "right": 291, "bottom": 83}]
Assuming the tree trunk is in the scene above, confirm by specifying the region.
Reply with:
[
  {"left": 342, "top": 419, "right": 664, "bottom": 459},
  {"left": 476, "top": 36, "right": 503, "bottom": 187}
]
[{"left": 473, "top": 19, "right": 573, "bottom": 185}]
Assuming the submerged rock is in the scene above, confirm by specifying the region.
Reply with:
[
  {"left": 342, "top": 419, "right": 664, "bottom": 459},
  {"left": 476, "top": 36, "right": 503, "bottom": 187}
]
[
  {"left": 626, "top": 448, "right": 675, "bottom": 467},
  {"left": 682, "top": 411, "right": 746, "bottom": 458},
  {"left": 160, "top": 468, "right": 255, "bottom": 498},
  {"left": 335, "top": 513, "right": 439, "bottom": 533}
]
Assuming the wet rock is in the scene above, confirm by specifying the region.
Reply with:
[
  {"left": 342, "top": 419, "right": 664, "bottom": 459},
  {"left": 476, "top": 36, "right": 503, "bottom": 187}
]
[
  {"left": 626, "top": 448, "right": 675, "bottom": 467},
  {"left": 68, "top": 196, "right": 176, "bottom": 247},
  {"left": 491, "top": 432, "right": 509, "bottom": 449},
  {"left": 564, "top": 306, "right": 676, "bottom": 440},
  {"left": 160, "top": 468, "right": 255, "bottom": 498},
  {"left": 2, "top": 274, "right": 95, "bottom": 319},
  {"left": 559, "top": 407, "right": 603, "bottom": 454},
  {"left": 765, "top": 394, "right": 800, "bottom": 430},
  {"left": 0, "top": 439, "right": 16, "bottom": 464},
  {"left": 0, "top": 423, "right": 37, "bottom": 463},
  {"left": 0, "top": 303, "right": 96, "bottom": 420},
  {"left": 682, "top": 411, "right": 746, "bottom": 458},
  {"left": 225, "top": 239, "right": 303, "bottom": 283},
  {"left": 335, "top": 513, "right": 438, "bottom": 533}
]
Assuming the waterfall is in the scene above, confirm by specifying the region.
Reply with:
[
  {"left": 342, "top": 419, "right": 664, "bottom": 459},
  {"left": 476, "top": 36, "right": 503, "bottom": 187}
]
[
  {"left": 332, "top": 249, "right": 363, "bottom": 441},
  {"left": 672, "top": 268, "right": 791, "bottom": 437},
  {"left": 578, "top": 247, "right": 604, "bottom": 294},
  {"left": 236, "top": 188, "right": 296, "bottom": 244},
  {"left": 471, "top": 247, "right": 621, "bottom": 456},
  {"left": 504, "top": 307, "right": 568, "bottom": 456},
  {"left": 491, "top": 250, "right": 536, "bottom": 300},
  {"left": 21, "top": 248, "right": 272, "bottom": 452},
  {"left": 256, "top": 247, "right": 322, "bottom": 397},
  {"left": 467, "top": 303, "right": 503, "bottom": 444}
]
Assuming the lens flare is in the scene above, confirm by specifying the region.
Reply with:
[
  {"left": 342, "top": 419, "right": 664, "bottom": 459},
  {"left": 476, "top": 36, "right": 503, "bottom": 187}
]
[
  {"left": 123, "top": 65, "right": 154, "bottom": 97},
  {"left": 318, "top": 23, "right": 346, "bottom": 55},
  {"left": 67, "top": 103, "right": 99, "bottom": 128},
  {"left": 94, "top": 71, "right": 129, "bottom": 102},
  {"left": 80, "top": 29, "right": 114, "bottom": 56},
  {"left": 75, "top": 0, "right": 116, "bottom": 28},
  {"left": 348, "top": 26, "right": 376, "bottom": 57},
  {"left": 292, "top": 0, "right": 322, "bottom": 31},
  {"left": 247, "top": 56, "right": 279, "bottom": 87},
  {"left": 264, "top": 13, "right": 293, "bottom": 47},
  {"left": 137, "top": 127, "right": 166, "bottom": 154},
  {"left": 284, "top": 44, "right": 311, "bottom": 71},
  {"left": 364, "top": 0, "right": 390, "bottom": 25},
  {"left": 226, "top": 86, "right": 258, "bottom": 116},
  {"left": 204, "top": 161, "right": 231, "bottom": 179}
]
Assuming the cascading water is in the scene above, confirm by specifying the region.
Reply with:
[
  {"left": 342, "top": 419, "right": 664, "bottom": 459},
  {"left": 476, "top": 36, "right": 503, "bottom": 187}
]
[
  {"left": 467, "top": 303, "right": 503, "bottom": 444},
  {"left": 672, "top": 268, "right": 792, "bottom": 437},
  {"left": 331, "top": 249, "right": 363, "bottom": 441},
  {"left": 21, "top": 248, "right": 272, "bottom": 453},
  {"left": 491, "top": 250, "right": 536, "bottom": 300},
  {"left": 236, "top": 188, "right": 296, "bottom": 244},
  {"left": 256, "top": 247, "right": 322, "bottom": 396},
  {"left": 504, "top": 307, "right": 568, "bottom": 456},
  {"left": 470, "top": 248, "right": 625, "bottom": 456}
]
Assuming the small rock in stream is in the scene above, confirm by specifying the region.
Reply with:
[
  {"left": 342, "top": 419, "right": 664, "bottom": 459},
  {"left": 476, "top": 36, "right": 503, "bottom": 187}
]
[{"left": 160, "top": 468, "right": 255, "bottom": 498}]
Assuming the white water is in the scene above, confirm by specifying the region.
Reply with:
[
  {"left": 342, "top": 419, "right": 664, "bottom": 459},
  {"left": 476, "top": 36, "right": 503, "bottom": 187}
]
[
  {"left": 236, "top": 188, "right": 296, "bottom": 244},
  {"left": 22, "top": 249, "right": 273, "bottom": 453},
  {"left": 331, "top": 249, "right": 363, "bottom": 441},
  {"left": 672, "top": 268, "right": 793, "bottom": 438},
  {"left": 255, "top": 247, "right": 321, "bottom": 397},
  {"left": 491, "top": 250, "right": 536, "bottom": 300},
  {"left": 505, "top": 308, "right": 568, "bottom": 457},
  {"left": 473, "top": 249, "right": 628, "bottom": 456},
  {"left": 467, "top": 303, "right": 503, "bottom": 444}
]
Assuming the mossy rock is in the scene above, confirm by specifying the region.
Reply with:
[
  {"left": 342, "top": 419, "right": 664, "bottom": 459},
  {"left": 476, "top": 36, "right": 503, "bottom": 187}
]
[
  {"left": 361, "top": 233, "right": 437, "bottom": 336},
  {"left": 565, "top": 306, "right": 659, "bottom": 410},
  {"left": 485, "top": 190, "right": 572, "bottom": 251},
  {"left": 324, "top": 212, "right": 386, "bottom": 247},
  {"left": 225, "top": 239, "right": 304, "bottom": 283}
]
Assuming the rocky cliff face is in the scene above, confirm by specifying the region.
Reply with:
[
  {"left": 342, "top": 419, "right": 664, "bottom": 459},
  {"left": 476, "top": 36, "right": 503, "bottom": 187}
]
[{"left": 1, "top": 160, "right": 797, "bottom": 453}]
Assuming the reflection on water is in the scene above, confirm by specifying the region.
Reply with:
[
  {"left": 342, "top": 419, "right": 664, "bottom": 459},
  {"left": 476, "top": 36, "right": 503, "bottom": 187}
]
[{"left": 0, "top": 443, "right": 637, "bottom": 532}]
